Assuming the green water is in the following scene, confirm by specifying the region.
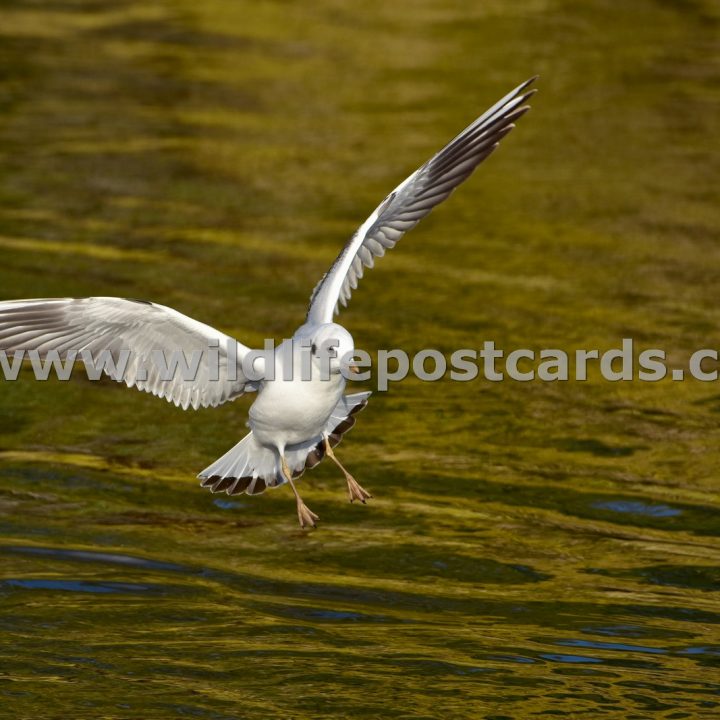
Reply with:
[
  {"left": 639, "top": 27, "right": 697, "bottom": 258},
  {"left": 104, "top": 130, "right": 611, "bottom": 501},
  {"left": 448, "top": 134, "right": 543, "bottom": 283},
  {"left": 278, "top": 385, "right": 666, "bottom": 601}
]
[{"left": 1, "top": 0, "right": 719, "bottom": 717}]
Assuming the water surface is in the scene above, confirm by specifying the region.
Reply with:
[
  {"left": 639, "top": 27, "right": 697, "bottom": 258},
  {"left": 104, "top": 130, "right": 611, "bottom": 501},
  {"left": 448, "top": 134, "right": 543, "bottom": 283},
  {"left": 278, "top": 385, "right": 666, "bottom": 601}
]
[{"left": 0, "top": 0, "right": 719, "bottom": 717}]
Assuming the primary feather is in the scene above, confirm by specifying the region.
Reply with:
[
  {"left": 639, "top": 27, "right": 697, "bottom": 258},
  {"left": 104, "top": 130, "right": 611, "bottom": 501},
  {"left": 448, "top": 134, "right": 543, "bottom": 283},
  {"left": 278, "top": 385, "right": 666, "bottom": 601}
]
[
  {"left": 0, "top": 297, "right": 251, "bottom": 409},
  {"left": 307, "top": 76, "right": 536, "bottom": 324}
]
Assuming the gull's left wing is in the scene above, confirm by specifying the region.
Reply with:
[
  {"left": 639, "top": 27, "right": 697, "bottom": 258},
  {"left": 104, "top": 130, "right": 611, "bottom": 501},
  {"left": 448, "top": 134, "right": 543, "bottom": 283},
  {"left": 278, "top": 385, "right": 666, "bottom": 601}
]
[{"left": 306, "top": 77, "right": 537, "bottom": 325}]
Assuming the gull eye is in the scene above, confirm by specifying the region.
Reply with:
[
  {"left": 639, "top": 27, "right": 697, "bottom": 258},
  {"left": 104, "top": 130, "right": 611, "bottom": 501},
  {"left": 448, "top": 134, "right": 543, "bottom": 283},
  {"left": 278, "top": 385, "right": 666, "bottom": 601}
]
[{"left": 311, "top": 343, "right": 317, "bottom": 355}]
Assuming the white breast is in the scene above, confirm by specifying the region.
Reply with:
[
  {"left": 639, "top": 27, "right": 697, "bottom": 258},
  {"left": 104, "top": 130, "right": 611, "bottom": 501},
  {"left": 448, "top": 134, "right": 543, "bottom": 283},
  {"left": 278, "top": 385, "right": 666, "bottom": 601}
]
[{"left": 248, "top": 338, "right": 346, "bottom": 450}]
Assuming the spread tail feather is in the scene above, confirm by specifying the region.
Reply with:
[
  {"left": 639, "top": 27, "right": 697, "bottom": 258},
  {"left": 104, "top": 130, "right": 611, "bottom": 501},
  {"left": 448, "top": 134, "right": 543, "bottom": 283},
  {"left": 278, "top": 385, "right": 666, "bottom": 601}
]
[
  {"left": 198, "top": 391, "right": 371, "bottom": 496},
  {"left": 198, "top": 432, "right": 279, "bottom": 495}
]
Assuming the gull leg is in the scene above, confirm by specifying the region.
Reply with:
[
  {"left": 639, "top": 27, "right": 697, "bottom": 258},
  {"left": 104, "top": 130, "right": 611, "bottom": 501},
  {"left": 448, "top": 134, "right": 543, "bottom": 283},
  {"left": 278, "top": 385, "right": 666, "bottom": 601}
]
[
  {"left": 323, "top": 437, "right": 372, "bottom": 504},
  {"left": 281, "top": 456, "right": 318, "bottom": 529}
]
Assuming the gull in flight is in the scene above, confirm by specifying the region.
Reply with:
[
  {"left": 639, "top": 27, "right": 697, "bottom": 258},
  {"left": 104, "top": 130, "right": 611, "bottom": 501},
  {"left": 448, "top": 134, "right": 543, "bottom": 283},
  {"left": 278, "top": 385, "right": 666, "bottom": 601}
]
[{"left": 0, "top": 78, "right": 536, "bottom": 527}]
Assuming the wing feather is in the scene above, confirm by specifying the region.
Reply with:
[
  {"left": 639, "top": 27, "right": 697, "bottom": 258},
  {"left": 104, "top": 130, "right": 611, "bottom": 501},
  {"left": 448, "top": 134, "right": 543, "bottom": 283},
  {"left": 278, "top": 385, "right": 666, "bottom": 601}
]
[
  {"left": 307, "top": 77, "right": 537, "bottom": 324},
  {"left": 0, "top": 297, "right": 255, "bottom": 409}
]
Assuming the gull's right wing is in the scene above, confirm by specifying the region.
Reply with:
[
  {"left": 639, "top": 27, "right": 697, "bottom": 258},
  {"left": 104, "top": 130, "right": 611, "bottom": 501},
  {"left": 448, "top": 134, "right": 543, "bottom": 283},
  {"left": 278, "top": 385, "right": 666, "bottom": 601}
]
[{"left": 0, "top": 297, "right": 257, "bottom": 409}]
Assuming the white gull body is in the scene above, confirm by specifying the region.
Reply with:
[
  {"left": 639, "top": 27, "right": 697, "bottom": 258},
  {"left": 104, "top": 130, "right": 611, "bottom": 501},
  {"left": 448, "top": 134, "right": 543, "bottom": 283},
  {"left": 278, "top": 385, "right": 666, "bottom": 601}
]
[{"left": 0, "top": 77, "right": 537, "bottom": 526}]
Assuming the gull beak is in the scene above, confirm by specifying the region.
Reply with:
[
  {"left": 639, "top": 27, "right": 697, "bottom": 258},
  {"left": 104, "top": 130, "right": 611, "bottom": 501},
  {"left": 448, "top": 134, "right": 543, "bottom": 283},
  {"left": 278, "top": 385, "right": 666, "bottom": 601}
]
[{"left": 348, "top": 363, "right": 361, "bottom": 375}]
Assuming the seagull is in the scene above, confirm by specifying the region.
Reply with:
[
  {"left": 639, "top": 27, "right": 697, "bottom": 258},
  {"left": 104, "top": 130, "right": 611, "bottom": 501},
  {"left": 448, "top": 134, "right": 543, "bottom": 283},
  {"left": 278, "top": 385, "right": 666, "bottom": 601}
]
[{"left": 0, "top": 77, "right": 536, "bottom": 528}]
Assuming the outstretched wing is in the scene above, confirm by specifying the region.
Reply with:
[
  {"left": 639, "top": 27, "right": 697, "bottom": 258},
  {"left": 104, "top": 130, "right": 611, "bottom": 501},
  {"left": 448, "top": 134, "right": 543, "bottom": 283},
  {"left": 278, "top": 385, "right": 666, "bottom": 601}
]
[
  {"left": 306, "top": 77, "right": 537, "bottom": 325},
  {"left": 0, "top": 297, "right": 255, "bottom": 409}
]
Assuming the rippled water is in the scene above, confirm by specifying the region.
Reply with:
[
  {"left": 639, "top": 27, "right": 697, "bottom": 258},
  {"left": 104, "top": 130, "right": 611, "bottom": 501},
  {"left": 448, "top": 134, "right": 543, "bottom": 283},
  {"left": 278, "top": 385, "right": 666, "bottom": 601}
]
[{"left": 1, "top": 0, "right": 719, "bottom": 717}]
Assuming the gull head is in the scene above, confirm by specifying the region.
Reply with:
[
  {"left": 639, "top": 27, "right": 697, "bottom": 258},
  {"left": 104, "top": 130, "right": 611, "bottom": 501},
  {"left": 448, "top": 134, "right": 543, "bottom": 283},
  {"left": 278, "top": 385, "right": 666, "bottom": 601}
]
[{"left": 301, "top": 322, "right": 355, "bottom": 376}]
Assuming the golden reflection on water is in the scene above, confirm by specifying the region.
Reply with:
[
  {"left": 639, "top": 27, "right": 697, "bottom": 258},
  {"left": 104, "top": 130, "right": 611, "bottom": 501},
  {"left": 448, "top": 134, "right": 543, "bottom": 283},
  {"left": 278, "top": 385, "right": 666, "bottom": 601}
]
[{"left": 0, "top": 0, "right": 719, "bottom": 717}]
